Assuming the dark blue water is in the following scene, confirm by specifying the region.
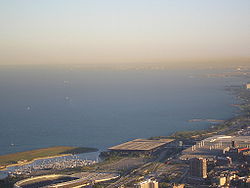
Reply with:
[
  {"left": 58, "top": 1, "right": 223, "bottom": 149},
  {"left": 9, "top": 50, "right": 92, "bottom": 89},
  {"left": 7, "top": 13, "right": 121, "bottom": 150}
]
[{"left": 0, "top": 66, "right": 239, "bottom": 155}]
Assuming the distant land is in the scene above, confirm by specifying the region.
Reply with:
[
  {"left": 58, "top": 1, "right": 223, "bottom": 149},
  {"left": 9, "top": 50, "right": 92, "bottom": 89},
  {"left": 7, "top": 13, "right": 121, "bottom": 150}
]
[
  {"left": 0, "top": 59, "right": 250, "bottom": 70},
  {"left": 0, "top": 146, "right": 98, "bottom": 169}
]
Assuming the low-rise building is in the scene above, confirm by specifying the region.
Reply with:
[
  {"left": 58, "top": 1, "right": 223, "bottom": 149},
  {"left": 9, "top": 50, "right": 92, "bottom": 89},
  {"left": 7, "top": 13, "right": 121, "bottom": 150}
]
[
  {"left": 212, "top": 176, "right": 227, "bottom": 187},
  {"left": 108, "top": 139, "right": 174, "bottom": 156},
  {"left": 135, "top": 179, "right": 159, "bottom": 188},
  {"left": 180, "top": 135, "right": 250, "bottom": 160},
  {"left": 216, "top": 156, "right": 232, "bottom": 166}
]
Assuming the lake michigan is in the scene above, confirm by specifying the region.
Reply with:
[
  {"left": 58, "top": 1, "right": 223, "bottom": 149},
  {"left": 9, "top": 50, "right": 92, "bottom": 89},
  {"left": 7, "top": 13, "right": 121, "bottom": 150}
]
[{"left": 0, "top": 66, "right": 242, "bottom": 155}]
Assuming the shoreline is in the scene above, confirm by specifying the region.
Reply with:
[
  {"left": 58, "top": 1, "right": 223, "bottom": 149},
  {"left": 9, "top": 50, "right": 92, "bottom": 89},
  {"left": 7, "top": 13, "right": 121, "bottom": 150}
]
[
  {"left": 152, "top": 84, "right": 248, "bottom": 140},
  {"left": 0, "top": 79, "right": 247, "bottom": 173},
  {"left": 1, "top": 91, "right": 240, "bottom": 172},
  {"left": 0, "top": 153, "right": 72, "bottom": 171},
  {"left": 0, "top": 146, "right": 98, "bottom": 172}
]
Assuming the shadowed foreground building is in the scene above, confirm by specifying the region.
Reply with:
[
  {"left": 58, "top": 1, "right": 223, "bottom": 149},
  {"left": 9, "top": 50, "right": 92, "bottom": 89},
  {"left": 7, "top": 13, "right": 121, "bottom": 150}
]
[{"left": 189, "top": 158, "right": 207, "bottom": 178}]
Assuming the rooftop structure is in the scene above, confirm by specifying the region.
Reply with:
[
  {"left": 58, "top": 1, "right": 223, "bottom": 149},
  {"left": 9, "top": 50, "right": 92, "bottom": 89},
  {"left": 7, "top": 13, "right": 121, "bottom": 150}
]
[{"left": 109, "top": 139, "right": 174, "bottom": 152}]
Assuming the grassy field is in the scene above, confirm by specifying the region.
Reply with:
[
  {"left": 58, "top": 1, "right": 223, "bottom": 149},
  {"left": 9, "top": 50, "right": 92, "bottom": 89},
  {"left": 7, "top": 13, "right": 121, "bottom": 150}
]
[{"left": 0, "top": 146, "right": 98, "bottom": 167}]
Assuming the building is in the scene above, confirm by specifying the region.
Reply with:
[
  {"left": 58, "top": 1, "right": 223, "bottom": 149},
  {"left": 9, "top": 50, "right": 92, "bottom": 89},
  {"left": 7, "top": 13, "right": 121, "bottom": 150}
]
[
  {"left": 189, "top": 158, "right": 207, "bottom": 178},
  {"left": 172, "top": 183, "right": 185, "bottom": 188},
  {"left": 14, "top": 172, "right": 119, "bottom": 188},
  {"left": 135, "top": 179, "right": 158, "bottom": 188},
  {"left": 231, "top": 177, "right": 250, "bottom": 187},
  {"left": 246, "top": 83, "right": 250, "bottom": 89},
  {"left": 216, "top": 156, "right": 232, "bottom": 166},
  {"left": 181, "top": 135, "right": 250, "bottom": 160},
  {"left": 212, "top": 176, "right": 227, "bottom": 187},
  {"left": 14, "top": 174, "right": 91, "bottom": 188},
  {"left": 108, "top": 139, "right": 174, "bottom": 156}
]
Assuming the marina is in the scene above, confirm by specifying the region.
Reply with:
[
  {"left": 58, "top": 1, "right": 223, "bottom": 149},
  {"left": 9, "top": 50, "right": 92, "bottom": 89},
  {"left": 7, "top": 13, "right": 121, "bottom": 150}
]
[{"left": 1, "top": 154, "right": 97, "bottom": 177}]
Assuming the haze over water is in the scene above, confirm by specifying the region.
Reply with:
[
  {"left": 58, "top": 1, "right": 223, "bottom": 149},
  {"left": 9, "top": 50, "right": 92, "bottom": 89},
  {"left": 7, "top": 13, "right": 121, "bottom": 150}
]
[{"left": 0, "top": 66, "right": 239, "bottom": 155}]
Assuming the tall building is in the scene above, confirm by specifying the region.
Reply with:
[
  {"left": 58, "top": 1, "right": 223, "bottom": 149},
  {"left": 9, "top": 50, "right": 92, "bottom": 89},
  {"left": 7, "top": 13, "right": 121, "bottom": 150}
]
[
  {"left": 232, "top": 140, "right": 237, "bottom": 148},
  {"left": 135, "top": 179, "right": 159, "bottom": 188},
  {"left": 189, "top": 158, "right": 207, "bottom": 178}
]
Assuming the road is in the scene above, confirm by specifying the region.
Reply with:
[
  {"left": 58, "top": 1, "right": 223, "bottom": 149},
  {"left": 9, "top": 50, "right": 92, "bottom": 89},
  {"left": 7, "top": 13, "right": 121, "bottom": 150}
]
[{"left": 105, "top": 148, "right": 182, "bottom": 187}]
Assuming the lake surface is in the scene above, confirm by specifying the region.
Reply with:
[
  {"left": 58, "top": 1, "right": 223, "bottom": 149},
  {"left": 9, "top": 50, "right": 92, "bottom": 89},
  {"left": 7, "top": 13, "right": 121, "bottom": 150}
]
[{"left": 0, "top": 66, "right": 241, "bottom": 155}]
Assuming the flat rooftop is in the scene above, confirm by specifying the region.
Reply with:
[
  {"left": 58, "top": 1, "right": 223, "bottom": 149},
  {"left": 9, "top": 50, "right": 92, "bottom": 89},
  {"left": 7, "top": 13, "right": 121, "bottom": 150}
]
[{"left": 109, "top": 139, "right": 174, "bottom": 151}]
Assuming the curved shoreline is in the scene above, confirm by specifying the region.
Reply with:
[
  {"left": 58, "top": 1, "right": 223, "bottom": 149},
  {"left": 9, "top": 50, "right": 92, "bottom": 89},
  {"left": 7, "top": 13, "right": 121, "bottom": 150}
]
[
  {"left": 0, "top": 153, "right": 72, "bottom": 171},
  {"left": 0, "top": 146, "right": 98, "bottom": 171}
]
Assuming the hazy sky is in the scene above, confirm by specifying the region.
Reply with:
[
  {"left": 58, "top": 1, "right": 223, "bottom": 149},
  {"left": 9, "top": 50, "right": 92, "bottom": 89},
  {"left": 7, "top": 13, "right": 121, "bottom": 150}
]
[{"left": 0, "top": 0, "right": 249, "bottom": 66}]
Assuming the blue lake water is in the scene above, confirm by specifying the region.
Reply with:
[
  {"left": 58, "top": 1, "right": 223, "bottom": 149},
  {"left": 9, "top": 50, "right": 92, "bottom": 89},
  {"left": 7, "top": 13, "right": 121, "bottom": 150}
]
[{"left": 0, "top": 66, "right": 241, "bottom": 155}]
